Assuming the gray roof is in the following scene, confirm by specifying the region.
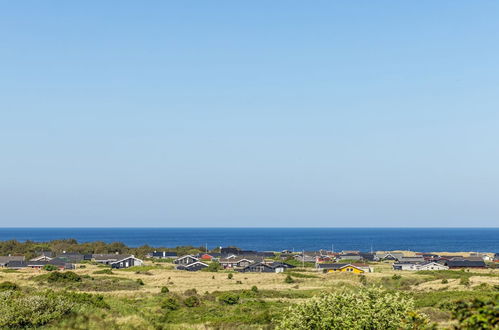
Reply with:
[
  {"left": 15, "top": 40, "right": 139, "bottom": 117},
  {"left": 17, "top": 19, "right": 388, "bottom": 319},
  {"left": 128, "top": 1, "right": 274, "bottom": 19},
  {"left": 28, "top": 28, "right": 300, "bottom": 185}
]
[
  {"left": 442, "top": 260, "right": 487, "bottom": 268},
  {"left": 0, "top": 256, "right": 25, "bottom": 266},
  {"left": 6, "top": 260, "right": 28, "bottom": 268},
  {"left": 0, "top": 256, "right": 24, "bottom": 264},
  {"left": 317, "top": 263, "right": 350, "bottom": 269},
  {"left": 398, "top": 256, "right": 425, "bottom": 262},
  {"left": 92, "top": 254, "right": 131, "bottom": 261}
]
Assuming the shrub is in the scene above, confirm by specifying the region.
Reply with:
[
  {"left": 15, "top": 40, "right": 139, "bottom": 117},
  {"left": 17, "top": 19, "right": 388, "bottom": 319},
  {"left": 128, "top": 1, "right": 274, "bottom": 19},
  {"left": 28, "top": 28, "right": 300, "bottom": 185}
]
[
  {"left": 276, "top": 287, "right": 429, "bottom": 329},
  {"left": 56, "top": 291, "right": 109, "bottom": 309},
  {"left": 236, "top": 280, "right": 242, "bottom": 284},
  {"left": 0, "top": 290, "right": 74, "bottom": 327},
  {"left": 203, "top": 262, "right": 221, "bottom": 272},
  {"left": 93, "top": 269, "right": 113, "bottom": 275},
  {"left": 441, "top": 279, "right": 448, "bottom": 284},
  {"left": 0, "top": 281, "right": 18, "bottom": 291},
  {"left": 183, "top": 296, "right": 200, "bottom": 307},
  {"left": 451, "top": 296, "right": 499, "bottom": 329},
  {"left": 42, "top": 264, "right": 59, "bottom": 272},
  {"left": 162, "top": 297, "right": 180, "bottom": 310},
  {"left": 161, "top": 286, "right": 169, "bottom": 293},
  {"left": 460, "top": 277, "right": 470, "bottom": 287},
  {"left": 284, "top": 275, "right": 295, "bottom": 284},
  {"left": 392, "top": 274, "right": 402, "bottom": 280},
  {"left": 359, "top": 275, "right": 367, "bottom": 286},
  {"left": 136, "top": 279, "right": 144, "bottom": 286},
  {"left": 227, "top": 273, "right": 233, "bottom": 280},
  {"left": 184, "top": 288, "right": 197, "bottom": 296},
  {"left": 219, "top": 292, "right": 240, "bottom": 305},
  {"left": 47, "top": 271, "right": 81, "bottom": 283},
  {"left": 251, "top": 285, "right": 259, "bottom": 293}
]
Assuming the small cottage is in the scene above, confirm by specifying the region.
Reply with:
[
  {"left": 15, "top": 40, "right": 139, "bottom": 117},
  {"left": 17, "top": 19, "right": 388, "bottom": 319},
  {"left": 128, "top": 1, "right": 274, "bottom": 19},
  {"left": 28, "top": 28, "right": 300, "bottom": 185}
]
[
  {"left": 174, "top": 255, "right": 199, "bottom": 265},
  {"left": 176, "top": 261, "right": 209, "bottom": 271},
  {"left": 110, "top": 256, "right": 143, "bottom": 269}
]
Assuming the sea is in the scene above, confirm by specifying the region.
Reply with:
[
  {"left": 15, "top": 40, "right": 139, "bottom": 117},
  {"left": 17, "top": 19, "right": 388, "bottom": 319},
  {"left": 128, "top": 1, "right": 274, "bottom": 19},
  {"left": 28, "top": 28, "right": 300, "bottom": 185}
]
[{"left": 0, "top": 228, "right": 498, "bottom": 252}]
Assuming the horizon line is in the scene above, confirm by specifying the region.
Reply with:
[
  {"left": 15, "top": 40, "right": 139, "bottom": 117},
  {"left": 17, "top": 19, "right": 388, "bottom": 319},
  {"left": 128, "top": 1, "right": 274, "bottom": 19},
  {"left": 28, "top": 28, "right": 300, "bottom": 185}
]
[{"left": 0, "top": 226, "right": 498, "bottom": 229}]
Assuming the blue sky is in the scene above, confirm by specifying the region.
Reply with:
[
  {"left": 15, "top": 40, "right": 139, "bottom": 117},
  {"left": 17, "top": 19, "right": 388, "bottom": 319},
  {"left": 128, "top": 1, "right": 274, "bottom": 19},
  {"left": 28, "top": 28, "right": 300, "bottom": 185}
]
[{"left": 1, "top": 1, "right": 498, "bottom": 227}]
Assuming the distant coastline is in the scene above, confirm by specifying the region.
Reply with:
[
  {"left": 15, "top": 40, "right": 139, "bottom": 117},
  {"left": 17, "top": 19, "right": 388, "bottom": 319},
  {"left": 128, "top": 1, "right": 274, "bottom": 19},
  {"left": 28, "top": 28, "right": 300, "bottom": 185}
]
[{"left": 0, "top": 227, "right": 497, "bottom": 252}]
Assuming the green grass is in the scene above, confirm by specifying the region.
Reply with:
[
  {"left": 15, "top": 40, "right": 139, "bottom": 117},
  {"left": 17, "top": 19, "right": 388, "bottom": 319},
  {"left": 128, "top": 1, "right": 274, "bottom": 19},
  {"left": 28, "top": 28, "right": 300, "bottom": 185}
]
[
  {"left": 284, "top": 271, "right": 319, "bottom": 278},
  {"left": 33, "top": 273, "right": 142, "bottom": 291},
  {"left": 93, "top": 269, "right": 114, "bottom": 275},
  {"left": 415, "top": 270, "right": 499, "bottom": 280},
  {"left": 0, "top": 269, "right": 19, "bottom": 273},
  {"left": 115, "top": 265, "right": 163, "bottom": 272},
  {"left": 412, "top": 290, "right": 498, "bottom": 308}
]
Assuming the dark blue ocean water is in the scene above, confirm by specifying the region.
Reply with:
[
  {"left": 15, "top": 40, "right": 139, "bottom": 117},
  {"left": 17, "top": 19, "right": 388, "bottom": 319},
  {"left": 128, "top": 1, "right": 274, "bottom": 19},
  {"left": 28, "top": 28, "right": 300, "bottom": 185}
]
[{"left": 0, "top": 228, "right": 497, "bottom": 252}]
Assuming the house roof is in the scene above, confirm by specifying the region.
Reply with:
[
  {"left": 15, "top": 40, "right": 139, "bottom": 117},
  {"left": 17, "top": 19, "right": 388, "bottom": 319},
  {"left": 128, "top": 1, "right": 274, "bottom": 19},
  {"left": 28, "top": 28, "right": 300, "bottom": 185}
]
[
  {"left": 6, "top": 260, "right": 28, "bottom": 268},
  {"left": 150, "top": 251, "right": 177, "bottom": 257},
  {"left": 177, "top": 261, "right": 209, "bottom": 270},
  {"left": 219, "top": 258, "right": 253, "bottom": 263},
  {"left": 399, "top": 256, "right": 425, "bottom": 262},
  {"left": 442, "top": 260, "right": 487, "bottom": 267},
  {"left": 184, "top": 261, "right": 208, "bottom": 268},
  {"left": 93, "top": 254, "right": 130, "bottom": 261},
  {"left": 110, "top": 256, "right": 142, "bottom": 265},
  {"left": 241, "top": 262, "right": 282, "bottom": 270},
  {"left": 175, "top": 255, "right": 198, "bottom": 261},
  {"left": 0, "top": 256, "right": 25, "bottom": 265},
  {"left": 317, "top": 263, "right": 368, "bottom": 270}
]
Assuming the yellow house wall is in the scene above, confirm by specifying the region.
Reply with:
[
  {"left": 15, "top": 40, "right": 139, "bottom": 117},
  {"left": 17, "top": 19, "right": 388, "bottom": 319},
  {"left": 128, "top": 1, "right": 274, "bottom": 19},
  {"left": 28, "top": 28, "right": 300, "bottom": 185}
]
[{"left": 327, "top": 266, "right": 364, "bottom": 274}]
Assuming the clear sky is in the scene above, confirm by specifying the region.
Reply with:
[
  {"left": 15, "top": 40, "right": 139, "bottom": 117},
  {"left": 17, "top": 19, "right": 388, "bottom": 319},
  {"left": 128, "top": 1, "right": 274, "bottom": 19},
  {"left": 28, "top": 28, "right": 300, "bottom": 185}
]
[{"left": 1, "top": 1, "right": 498, "bottom": 227}]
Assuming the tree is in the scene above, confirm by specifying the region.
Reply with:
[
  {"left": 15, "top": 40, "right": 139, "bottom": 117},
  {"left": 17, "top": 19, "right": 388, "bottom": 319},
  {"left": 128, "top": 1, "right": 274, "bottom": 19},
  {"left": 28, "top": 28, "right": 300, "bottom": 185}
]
[{"left": 276, "top": 287, "right": 429, "bottom": 329}]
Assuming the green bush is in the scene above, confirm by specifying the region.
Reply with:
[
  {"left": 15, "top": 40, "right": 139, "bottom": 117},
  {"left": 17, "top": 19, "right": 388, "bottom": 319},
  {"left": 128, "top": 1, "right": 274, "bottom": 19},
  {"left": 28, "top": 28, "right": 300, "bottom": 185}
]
[
  {"left": 0, "top": 281, "right": 18, "bottom": 291},
  {"left": 42, "top": 264, "right": 59, "bottom": 271},
  {"left": 451, "top": 296, "right": 499, "bottom": 329},
  {"left": 136, "top": 278, "right": 144, "bottom": 286},
  {"left": 392, "top": 274, "right": 402, "bottom": 280},
  {"left": 183, "top": 296, "right": 200, "bottom": 307},
  {"left": 276, "top": 287, "right": 429, "bottom": 329},
  {"left": 56, "top": 291, "right": 109, "bottom": 309},
  {"left": 203, "top": 261, "right": 221, "bottom": 272},
  {"left": 47, "top": 271, "right": 82, "bottom": 283},
  {"left": 162, "top": 297, "right": 180, "bottom": 310},
  {"left": 161, "top": 286, "right": 169, "bottom": 293},
  {"left": 251, "top": 285, "right": 258, "bottom": 293},
  {"left": 227, "top": 273, "right": 233, "bottom": 280},
  {"left": 0, "top": 290, "right": 74, "bottom": 328},
  {"left": 93, "top": 269, "right": 114, "bottom": 275},
  {"left": 218, "top": 292, "right": 240, "bottom": 305},
  {"left": 284, "top": 275, "right": 295, "bottom": 284},
  {"left": 184, "top": 288, "right": 197, "bottom": 296},
  {"left": 441, "top": 279, "right": 448, "bottom": 284},
  {"left": 460, "top": 277, "right": 470, "bottom": 286}
]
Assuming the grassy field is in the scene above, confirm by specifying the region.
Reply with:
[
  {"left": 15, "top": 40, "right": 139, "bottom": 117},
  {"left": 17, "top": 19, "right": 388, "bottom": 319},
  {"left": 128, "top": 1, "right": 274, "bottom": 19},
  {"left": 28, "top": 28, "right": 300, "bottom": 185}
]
[{"left": 1, "top": 261, "right": 498, "bottom": 329}]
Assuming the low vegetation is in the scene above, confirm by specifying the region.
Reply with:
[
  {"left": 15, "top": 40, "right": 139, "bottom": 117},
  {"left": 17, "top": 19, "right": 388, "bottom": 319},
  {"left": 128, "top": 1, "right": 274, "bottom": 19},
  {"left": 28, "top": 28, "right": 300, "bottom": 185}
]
[
  {"left": 0, "top": 246, "right": 497, "bottom": 329},
  {"left": 276, "top": 287, "right": 429, "bottom": 329},
  {"left": 0, "top": 262, "right": 497, "bottom": 329}
]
